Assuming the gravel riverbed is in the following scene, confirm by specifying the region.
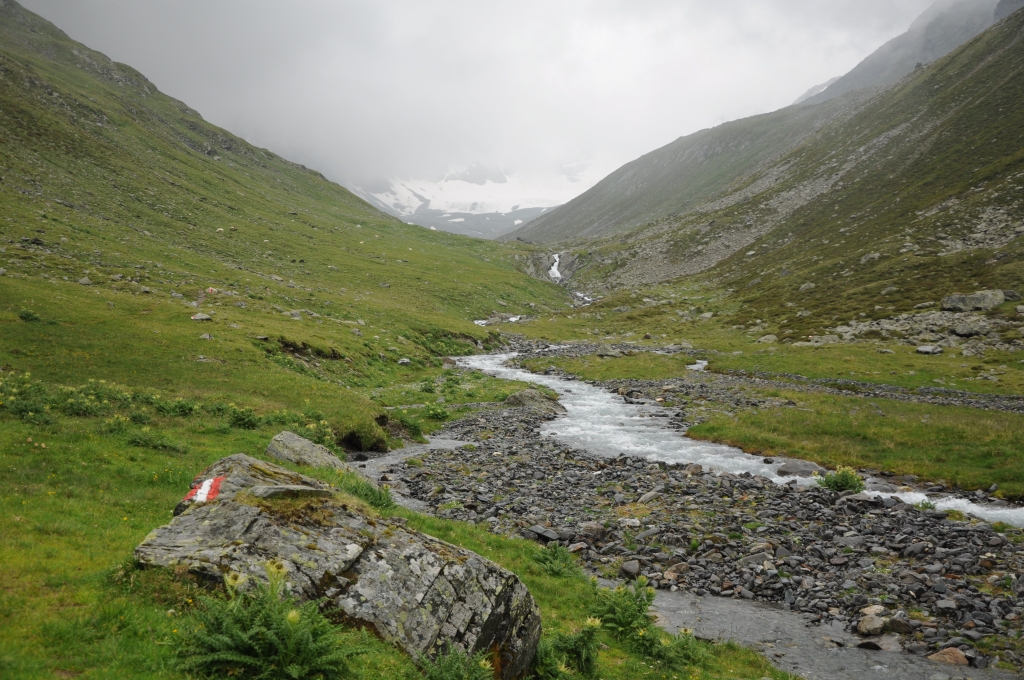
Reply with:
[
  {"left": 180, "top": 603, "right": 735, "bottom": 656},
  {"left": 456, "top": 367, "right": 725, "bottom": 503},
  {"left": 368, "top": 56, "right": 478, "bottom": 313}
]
[{"left": 361, "top": 344, "right": 1024, "bottom": 673}]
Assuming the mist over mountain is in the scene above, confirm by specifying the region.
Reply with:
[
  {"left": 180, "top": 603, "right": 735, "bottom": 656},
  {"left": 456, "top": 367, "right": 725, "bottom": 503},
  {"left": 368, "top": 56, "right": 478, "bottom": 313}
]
[{"left": 802, "top": 0, "right": 998, "bottom": 106}]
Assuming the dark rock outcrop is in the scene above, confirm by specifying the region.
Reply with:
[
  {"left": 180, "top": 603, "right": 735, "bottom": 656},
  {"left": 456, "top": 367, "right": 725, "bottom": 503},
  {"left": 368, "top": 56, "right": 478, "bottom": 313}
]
[{"left": 136, "top": 454, "right": 541, "bottom": 679}]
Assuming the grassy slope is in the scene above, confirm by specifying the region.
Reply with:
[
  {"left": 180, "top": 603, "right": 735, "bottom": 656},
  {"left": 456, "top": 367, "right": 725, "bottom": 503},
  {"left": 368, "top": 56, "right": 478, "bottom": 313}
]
[
  {"left": 0, "top": 3, "right": 791, "bottom": 678},
  {"left": 0, "top": 0, "right": 566, "bottom": 429}
]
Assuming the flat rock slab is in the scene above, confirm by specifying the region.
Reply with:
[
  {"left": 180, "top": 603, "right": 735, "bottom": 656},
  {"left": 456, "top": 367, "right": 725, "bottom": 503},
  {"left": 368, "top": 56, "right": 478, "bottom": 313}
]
[
  {"left": 137, "top": 453, "right": 540, "bottom": 679},
  {"left": 265, "top": 430, "right": 346, "bottom": 469},
  {"left": 248, "top": 485, "right": 334, "bottom": 499},
  {"left": 777, "top": 459, "right": 826, "bottom": 477},
  {"left": 652, "top": 590, "right": 1016, "bottom": 680}
]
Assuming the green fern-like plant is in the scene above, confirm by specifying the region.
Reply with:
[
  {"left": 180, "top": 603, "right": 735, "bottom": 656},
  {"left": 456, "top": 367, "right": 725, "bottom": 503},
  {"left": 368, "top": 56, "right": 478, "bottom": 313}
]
[
  {"left": 531, "top": 543, "right": 583, "bottom": 578},
  {"left": 420, "top": 647, "right": 494, "bottom": 680},
  {"left": 537, "top": 618, "right": 600, "bottom": 678},
  {"left": 174, "top": 565, "right": 362, "bottom": 679},
  {"left": 589, "top": 576, "right": 655, "bottom": 640}
]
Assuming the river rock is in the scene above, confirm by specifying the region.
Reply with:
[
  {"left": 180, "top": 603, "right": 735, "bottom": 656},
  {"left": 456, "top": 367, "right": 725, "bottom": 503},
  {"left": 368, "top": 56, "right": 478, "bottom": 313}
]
[
  {"left": 620, "top": 560, "right": 641, "bottom": 578},
  {"left": 941, "top": 290, "right": 1005, "bottom": 312},
  {"left": 265, "top": 430, "right": 346, "bottom": 468},
  {"left": 135, "top": 454, "right": 541, "bottom": 679},
  {"left": 776, "top": 459, "right": 826, "bottom": 477},
  {"left": 504, "top": 389, "right": 566, "bottom": 415},
  {"left": 857, "top": 613, "right": 888, "bottom": 636},
  {"left": 928, "top": 647, "right": 969, "bottom": 665}
]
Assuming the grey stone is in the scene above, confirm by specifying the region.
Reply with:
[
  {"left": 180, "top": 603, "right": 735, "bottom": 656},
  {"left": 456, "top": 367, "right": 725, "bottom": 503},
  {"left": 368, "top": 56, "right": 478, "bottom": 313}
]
[
  {"left": 620, "top": 560, "right": 641, "bottom": 578},
  {"left": 738, "top": 551, "right": 773, "bottom": 567},
  {"left": 941, "top": 290, "right": 1004, "bottom": 312},
  {"left": 577, "top": 521, "right": 606, "bottom": 540},
  {"left": 199, "top": 333, "right": 213, "bottom": 340},
  {"left": 528, "top": 525, "right": 559, "bottom": 542},
  {"left": 78, "top": 276, "right": 92, "bottom": 285},
  {"left": 916, "top": 345, "right": 943, "bottom": 355},
  {"left": 776, "top": 459, "right": 826, "bottom": 477},
  {"left": 637, "top": 490, "right": 661, "bottom": 504},
  {"left": 248, "top": 485, "right": 335, "bottom": 499},
  {"left": 191, "top": 313, "right": 212, "bottom": 321},
  {"left": 756, "top": 334, "right": 778, "bottom": 344},
  {"left": 935, "top": 599, "right": 958, "bottom": 612},
  {"left": 397, "top": 358, "right": 411, "bottom": 365},
  {"left": 857, "top": 613, "right": 887, "bottom": 635},
  {"left": 799, "top": 282, "right": 816, "bottom": 292},
  {"left": 635, "top": 527, "right": 661, "bottom": 541},
  {"left": 265, "top": 431, "right": 346, "bottom": 469},
  {"left": 504, "top": 389, "right": 566, "bottom": 415},
  {"left": 136, "top": 454, "right": 541, "bottom": 679},
  {"left": 595, "top": 345, "right": 622, "bottom": 358}
]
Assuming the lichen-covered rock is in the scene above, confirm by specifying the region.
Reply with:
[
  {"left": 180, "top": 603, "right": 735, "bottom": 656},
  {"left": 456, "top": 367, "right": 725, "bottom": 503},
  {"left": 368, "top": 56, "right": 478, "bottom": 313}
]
[
  {"left": 504, "top": 389, "right": 566, "bottom": 415},
  {"left": 265, "top": 430, "right": 346, "bottom": 468},
  {"left": 136, "top": 454, "right": 541, "bottom": 679},
  {"left": 941, "top": 289, "right": 1005, "bottom": 312}
]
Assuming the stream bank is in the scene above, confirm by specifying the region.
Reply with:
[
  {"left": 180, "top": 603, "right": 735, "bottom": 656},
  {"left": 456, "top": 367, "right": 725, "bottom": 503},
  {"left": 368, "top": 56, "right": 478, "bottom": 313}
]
[{"left": 352, "top": 348, "right": 1024, "bottom": 675}]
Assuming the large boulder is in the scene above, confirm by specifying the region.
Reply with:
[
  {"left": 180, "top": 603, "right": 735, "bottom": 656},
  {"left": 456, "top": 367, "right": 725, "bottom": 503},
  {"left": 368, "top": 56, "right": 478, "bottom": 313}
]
[
  {"left": 265, "top": 430, "right": 346, "bottom": 468},
  {"left": 504, "top": 389, "right": 566, "bottom": 415},
  {"left": 136, "top": 454, "right": 541, "bottom": 679},
  {"left": 776, "top": 459, "right": 826, "bottom": 477},
  {"left": 941, "top": 290, "right": 1005, "bottom": 312}
]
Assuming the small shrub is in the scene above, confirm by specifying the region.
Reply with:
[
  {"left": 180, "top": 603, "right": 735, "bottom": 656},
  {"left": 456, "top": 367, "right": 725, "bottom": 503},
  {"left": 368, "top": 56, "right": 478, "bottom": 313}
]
[
  {"left": 419, "top": 381, "right": 435, "bottom": 394},
  {"left": 339, "top": 420, "right": 388, "bottom": 453},
  {"left": 6, "top": 397, "right": 55, "bottom": 424},
  {"left": 914, "top": 499, "right": 936, "bottom": 511},
  {"left": 420, "top": 648, "right": 493, "bottom": 680},
  {"left": 817, "top": 466, "right": 865, "bottom": 493},
  {"left": 204, "top": 402, "right": 229, "bottom": 416},
  {"left": 174, "top": 567, "right": 362, "bottom": 679},
  {"left": 423, "top": 404, "right": 450, "bottom": 421},
  {"left": 129, "top": 410, "right": 151, "bottom": 425},
  {"left": 229, "top": 407, "right": 261, "bottom": 430},
  {"left": 156, "top": 398, "right": 199, "bottom": 417},
  {"left": 262, "top": 410, "right": 293, "bottom": 427},
  {"left": 127, "top": 429, "right": 187, "bottom": 453},
  {"left": 534, "top": 619, "right": 600, "bottom": 679},
  {"left": 590, "top": 576, "right": 655, "bottom": 639},
  {"left": 302, "top": 407, "right": 325, "bottom": 422},
  {"left": 18, "top": 309, "right": 41, "bottom": 322},
  {"left": 101, "top": 415, "right": 131, "bottom": 434},
  {"left": 532, "top": 543, "right": 583, "bottom": 579}
]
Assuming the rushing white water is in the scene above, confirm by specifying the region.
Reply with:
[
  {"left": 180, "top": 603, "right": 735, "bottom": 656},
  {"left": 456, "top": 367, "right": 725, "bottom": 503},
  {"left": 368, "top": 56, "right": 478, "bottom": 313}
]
[
  {"left": 459, "top": 353, "right": 1024, "bottom": 527},
  {"left": 548, "top": 254, "right": 561, "bottom": 280}
]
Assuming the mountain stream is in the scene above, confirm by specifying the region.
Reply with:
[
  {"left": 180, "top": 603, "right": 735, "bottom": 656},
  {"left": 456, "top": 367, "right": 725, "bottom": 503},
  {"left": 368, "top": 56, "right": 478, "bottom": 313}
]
[{"left": 460, "top": 353, "right": 1024, "bottom": 528}]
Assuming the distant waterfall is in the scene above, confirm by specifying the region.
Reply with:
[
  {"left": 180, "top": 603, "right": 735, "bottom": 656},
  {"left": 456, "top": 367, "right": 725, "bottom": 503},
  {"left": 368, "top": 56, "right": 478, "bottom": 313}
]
[{"left": 548, "top": 253, "right": 562, "bottom": 280}]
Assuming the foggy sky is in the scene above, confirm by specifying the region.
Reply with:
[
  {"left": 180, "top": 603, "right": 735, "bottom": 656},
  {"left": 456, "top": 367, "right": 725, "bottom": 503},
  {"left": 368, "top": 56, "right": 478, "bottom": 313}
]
[{"left": 22, "top": 0, "right": 934, "bottom": 204}]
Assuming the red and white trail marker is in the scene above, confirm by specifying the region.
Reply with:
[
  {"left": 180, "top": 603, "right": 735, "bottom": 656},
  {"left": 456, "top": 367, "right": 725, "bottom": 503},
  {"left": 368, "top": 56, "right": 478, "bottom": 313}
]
[{"left": 183, "top": 476, "right": 225, "bottom": 503}]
